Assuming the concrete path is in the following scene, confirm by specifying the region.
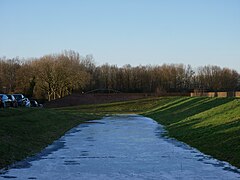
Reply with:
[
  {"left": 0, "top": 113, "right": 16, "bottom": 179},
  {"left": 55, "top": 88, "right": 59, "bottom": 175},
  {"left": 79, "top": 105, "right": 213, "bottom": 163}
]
[{"left": 1, "top": 115, "right": 240, "bottom": 179}]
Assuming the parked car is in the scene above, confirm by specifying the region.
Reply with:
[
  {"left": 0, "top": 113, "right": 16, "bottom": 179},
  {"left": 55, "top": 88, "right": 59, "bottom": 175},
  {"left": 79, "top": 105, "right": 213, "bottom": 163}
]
[
  {"left": 30, "top": 100, "right": 39, "bottom": 107},
  {"left": 6, "top": 94, "right": 18, "bottom": 107},
  {"left": 0, "top": 94, "right": 11, "bottom": 108},
  {"left": 24, "top": 98, "right": 31, "bottom": 107},
  {"left": 0, "top": 96, "right": 3, "bottom": 108},
  {"left": 30, "top": 100, "right": 43, "bottom": 107},
  {"left": 12, "top": 94, "right": 26, "bottom": 106}
]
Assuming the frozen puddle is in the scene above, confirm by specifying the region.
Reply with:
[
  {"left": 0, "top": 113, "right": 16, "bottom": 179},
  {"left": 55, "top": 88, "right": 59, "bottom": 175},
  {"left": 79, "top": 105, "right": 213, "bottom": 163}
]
[{"left": 1, "top": 115, "right": 240, "bottom": 180}]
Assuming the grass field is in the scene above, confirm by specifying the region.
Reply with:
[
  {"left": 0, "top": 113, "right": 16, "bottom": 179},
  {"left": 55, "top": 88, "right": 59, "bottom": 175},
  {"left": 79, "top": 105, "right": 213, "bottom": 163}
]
[
  {"left": 1, "top": 96, "right": 240, "bottom": 169},
  {"left": 0, "top": 108, "right": 101, "bottom": 169},
  {"left": 144, "top": 97, "right": 240, "bottom": 168},
  {"left": 61, "top": 96, "right": 240, "bottom": 168}
]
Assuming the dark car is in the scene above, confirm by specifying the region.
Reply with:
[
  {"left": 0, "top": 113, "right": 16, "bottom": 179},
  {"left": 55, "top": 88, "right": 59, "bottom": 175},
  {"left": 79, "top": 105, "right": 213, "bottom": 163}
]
[
  {"left": 7, "top": 95, "right": 18, "bottom": 107},
  {"left": 12, "top": 94, "right": 26, "bottom": 106},
  {"left": 30, "top": 100, "right": 38, "bottom": 107},
  {"left": 30, "top": 100, "right": 43, "bottom": 108},
  {"left": 0, "top": 94, "right": 11, "bottom": 108},
  {"left": 0, "top": 96, "right": 3, "bottom": 108},
  {"left": 24, "top": 98, "right": 31, "bottom": 107}
]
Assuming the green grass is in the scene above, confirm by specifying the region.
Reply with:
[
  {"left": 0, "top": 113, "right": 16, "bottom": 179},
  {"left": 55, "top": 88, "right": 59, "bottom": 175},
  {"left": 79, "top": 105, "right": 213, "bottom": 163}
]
[
  {"left": 59, "top": 97, "right": 179, "bottom": 114},
  {"left": 61, "top": 96, "right": 240, "bottom": 168},
  {"left": 143, "top": 97, "right": 240, "bottom": 168},
  {"left": 0, "top": 108, "right": 101, "bottom": 169},
  {"left": 1, "top": 96, "right": 240, "bottom": 169}
]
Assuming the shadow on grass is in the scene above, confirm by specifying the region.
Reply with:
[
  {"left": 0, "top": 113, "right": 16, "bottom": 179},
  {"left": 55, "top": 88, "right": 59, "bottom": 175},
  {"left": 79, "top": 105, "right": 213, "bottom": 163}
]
[
  {"left": 170, "top": 119, "right": 240, "bottom": 168},
  {"left": 145, "top": 97, "right": 233, "bottom": 125}
]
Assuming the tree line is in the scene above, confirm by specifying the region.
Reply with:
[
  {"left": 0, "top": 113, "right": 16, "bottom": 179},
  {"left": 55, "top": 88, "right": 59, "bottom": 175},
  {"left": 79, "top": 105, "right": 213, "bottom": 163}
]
[{"left": 0, "top": 50, "right": 239, "bottom": 101}]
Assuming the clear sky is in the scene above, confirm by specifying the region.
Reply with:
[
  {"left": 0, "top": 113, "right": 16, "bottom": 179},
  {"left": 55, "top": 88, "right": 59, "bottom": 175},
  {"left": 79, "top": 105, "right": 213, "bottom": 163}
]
[{"left": 0, "top": 0, "right": 240, "bottom": 71}]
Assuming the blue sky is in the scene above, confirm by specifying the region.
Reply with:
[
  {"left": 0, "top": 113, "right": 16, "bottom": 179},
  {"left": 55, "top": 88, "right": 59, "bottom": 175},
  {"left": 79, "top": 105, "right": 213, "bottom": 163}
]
[{"left": 0, "top": 0, "right": 240, "bottom": 71}]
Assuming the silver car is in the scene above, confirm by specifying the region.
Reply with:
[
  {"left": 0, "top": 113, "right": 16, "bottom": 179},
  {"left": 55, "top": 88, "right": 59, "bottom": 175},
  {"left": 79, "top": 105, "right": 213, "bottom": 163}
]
[
  {"left": 12, "top": 94, "right": 26, "bottom": 106},
  {"left": 0, "top": 94, "right": 11, "bottom": 108}
]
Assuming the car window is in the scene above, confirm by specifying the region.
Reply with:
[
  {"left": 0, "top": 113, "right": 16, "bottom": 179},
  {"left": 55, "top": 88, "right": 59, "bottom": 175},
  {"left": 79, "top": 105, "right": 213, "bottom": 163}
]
[
  {"left": 13, "top": 95, "right": 22, "bottom": 100},
  {"left": 1, "top": 95, "right": 8, "bottom": 101}
]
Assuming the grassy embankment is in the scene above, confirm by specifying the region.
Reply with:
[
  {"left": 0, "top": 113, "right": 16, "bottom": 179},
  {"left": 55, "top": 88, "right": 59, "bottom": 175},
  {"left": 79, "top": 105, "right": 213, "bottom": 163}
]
[
  {"left": 144, "top": 97, "right": 240, "bottom": 168},
  {"left": 1, "top": 96, "right": 240, "bottom": 169},
  {"left": 62, "top": 97, "right": 240, "bottom": 168},
  {"left": 0, "top": 108, "right": 101, "bottom": 169}
]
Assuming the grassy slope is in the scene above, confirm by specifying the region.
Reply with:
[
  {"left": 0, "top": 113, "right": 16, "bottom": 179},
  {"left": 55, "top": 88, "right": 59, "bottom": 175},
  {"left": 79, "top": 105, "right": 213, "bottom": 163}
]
[
  {"left": 61, "top": 97, "right": 240, "bottom": 168},
  {"left": 0, "top": 108, "right": 101, "bottom": 169},
  {"left": 1, "top": 97, "right": 162, "bottom": 169},
  {"left": 59, "top": 97, "right": 178, "bottom": 115},
  {"left": 143, "top": 97, "right": 240, "bottom": 168},
  {"left": 1, "top": 97, "right": 240, "bottom": 169}
]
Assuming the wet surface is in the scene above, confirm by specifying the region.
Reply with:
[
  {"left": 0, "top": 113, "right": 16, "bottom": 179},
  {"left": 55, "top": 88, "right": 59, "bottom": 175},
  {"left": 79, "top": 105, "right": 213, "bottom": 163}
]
[{"left": 1, "top": 115, "right": 240, "bottom": 180}]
